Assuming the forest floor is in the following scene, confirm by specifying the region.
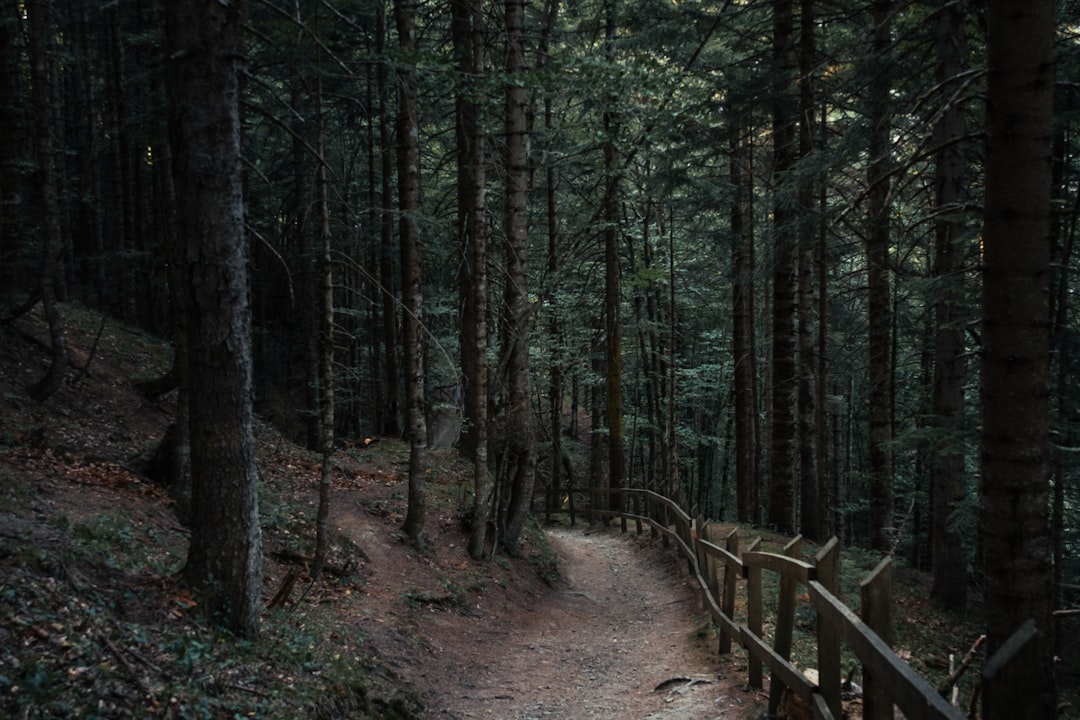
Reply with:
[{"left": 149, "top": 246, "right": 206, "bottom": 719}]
[{"left": 0, "top": 303, "right": 764, "bottom": 719}]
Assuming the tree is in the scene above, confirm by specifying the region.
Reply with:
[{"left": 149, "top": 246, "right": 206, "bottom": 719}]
[
  {"left": 452, "top": 0, "right": 492, "bottom": 559},
  {"left": 498, "top": 0, "right": 537, "bottom": 553},
  {"left": 396, "top": 0, "right": 428, "bottom": 552},
  {"left": 166, "top": 0, "right": 263, "bottom": 637},
  {"left": 603, "top": 0, "right": 626, "bottom": 511},
  {"left": 865, "top": 0, "right": 894, "bottom": 551},
  {"left": 929, "top": 0, "right": 969, "bottom": 611},
  {"left": 767, "top": 0, "right": 798, "bottom": 535},
  {"left": 979, "top": 0, "right": 1056, "bottom": 716},
  {"left": 26, "top": 0, "right": 69, "bottom": 403}
]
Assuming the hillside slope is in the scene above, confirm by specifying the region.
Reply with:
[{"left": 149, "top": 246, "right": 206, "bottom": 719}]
[{"left": 0, "top": 305, "right": 759, "bottom": 719}]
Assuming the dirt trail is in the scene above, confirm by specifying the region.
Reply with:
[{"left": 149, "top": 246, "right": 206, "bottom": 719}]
[{"left": 382, "top": 525, "right": 760, "bottom": 720}]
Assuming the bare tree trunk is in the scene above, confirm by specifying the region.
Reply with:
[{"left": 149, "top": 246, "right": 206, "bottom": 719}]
[
  {"left": 26, "top": 0, "right": 69, "bottom": 403},
  {"left": 167, "top": 0, "right": 262, "bottom": 638},
  {"left": 312, "top": 65, "right": 335, "bottom": 581},
  {"left": 395, "top": 0, "right": 428, "bottom": 552},
  {"left": 452, "top": 0, "right": 492, "bottom": 559},
  {"left": 767, "top": 0, "right": 797, "bottom": 535},
  {"left": 929, "top": 0, "right": 969, "bottom": 611},
  {"left": 980, "top": 1, "right": 1056, "bottom": 716},
  {"left": 499, "top": 0, "right": 536, "bottom": 553},
  {"left": 865, "top": 0, "right": 894, "bottom": 551},
  {"left": 731, "top": 125, "right": 758, "bottom": 526},
  {"left": 602, "top": 0, "right": 625, "bottom": 512},
  {"left": 796, "top": 0, "right": 819, "bottom": 541},
  {"left": 378, "top": 0, "right": 401, "bottom": 438}
]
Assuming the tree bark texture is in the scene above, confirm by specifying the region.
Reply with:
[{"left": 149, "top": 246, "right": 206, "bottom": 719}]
[
  {"left": 865, "top": 0, "right": 894, "bottom": 551},
  {"left": 26, "top": 0, "right": 69, "bottom": 403},
  {"left": 166, "top": 0, "right": 263, "bottom": 638},
  {"left": 603, "top": 0, "right": 626, "bottom": 511},
  {"left": 499, "top": 0, "right": 536, "bottom": 552},
  {"left": 980, "top": 1, "right": 1056, "bottom": 716},
  {"left": 929, "top": 0, "right": 969, "bottom": 612},
  {"left": 395, "top": 0, "right": 429, "bottom": 552},
  {"left": 767, "top": 0, "right": 798, "bottom": 535}
]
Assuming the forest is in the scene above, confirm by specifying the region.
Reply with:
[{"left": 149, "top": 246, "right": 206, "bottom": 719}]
[{"left": 0, "top": 0, "right": 1072, "bottom": 715}]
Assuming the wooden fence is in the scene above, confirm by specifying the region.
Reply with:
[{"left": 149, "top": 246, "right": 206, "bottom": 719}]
[{"left": 586, "top": 486, "right": 1039, "bottom": 720}]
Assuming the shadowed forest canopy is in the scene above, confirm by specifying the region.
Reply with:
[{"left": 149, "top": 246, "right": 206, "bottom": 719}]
[{"left": 0, "top": 0, "right": 1076, "bottom": 709}]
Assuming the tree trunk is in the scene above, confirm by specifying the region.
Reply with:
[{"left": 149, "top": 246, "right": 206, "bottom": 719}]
[
  {"left": 0, "top": 4, "right": 21, "bottom": 307},
  {"left": 603, "top": 0, "right": 625, "bottom": 512},
  {"left": 796, "top": 0, "right": 819, "bottom": 541},
  {"left": 980, "top": 1, "right": 1056, "bottom": 716},
  {"left": 499, "top": 0, "right": 536, "bottom": 553},
  {"left": 378, "top": 0, "right": 402, "bottom": 438},
  {"left": 767, "top": 0, "right": 797, "bottom": 535},
  {"left": 865, "top": 0, "right": 894, "bottom": 551},
  {"left": 166, "top": 0, "right": 262, "bottom": 638},
  {"left": 929, "top": 0, "right": 969, "bottom": 611},
  {"left": 452, "top": 0, "right": 492, "bottom": 559},
  {"left": 312, "top": 66, "right": 335, "bottom": 581},
  {"left": 26, "top": 0, "right": 69, "bottom": 403},
  {"left": 395, "top": 0, "right": 428, "bottom": 552},
  {"left": 731, "top": 126, "right": 758, "bottom": 526}
]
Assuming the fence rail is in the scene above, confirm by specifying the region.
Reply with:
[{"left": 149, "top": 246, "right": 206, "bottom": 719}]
[{"left": 583, "top": 486, "right": 1035, "bottom": 720}]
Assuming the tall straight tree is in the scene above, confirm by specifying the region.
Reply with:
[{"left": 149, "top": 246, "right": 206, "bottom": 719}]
[
  {"left": 731, "top": 123, "right": 759, "bottom": 525},
  {"left": 768, "top": 0, "right": 798, "bottom": 535},
  {"left": 452, "top": 0, "right": 491, "bottom": 559},
  {"left": 980, "top": 0, "right": 1056, "bottom": 716},
  {"left": 865, "top": 0, "right": 894, "bottom": 551},
  {"left": 26, "top": 0, "right": 68, "bottom": 403},
  {"left": 377, "top": 0, "right": 402, "bottom": 438},
  {"left": 395, "top": 0, "right": 428, "bottom": 552},
  {"left": 796, "top": 0, "right": 820, "bottom": 541},
  {"left": 499, "top": 0, "right": 536, "bottom": 552},
  {"left": 929, "top": 0, "right": 969, "bottom": 611},
  {"left": 166, "top": 0, "right": 263, "bottom": 637},
  {"left": 603, "top": 0, "right": 626, "bottom": 510}
]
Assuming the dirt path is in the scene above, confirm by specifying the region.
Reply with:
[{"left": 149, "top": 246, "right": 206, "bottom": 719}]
[{"left": 390, "top": 526, "right": 760, "bottom": 720}]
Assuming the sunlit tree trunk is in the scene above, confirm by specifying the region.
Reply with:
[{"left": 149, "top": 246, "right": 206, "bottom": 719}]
[
  {"left": 980, "top": 1, "right": 1056, "bottom": 716},
  {"left": 166, "top": 0, "right": 262, "bottom": 637},
  {"left": 395, "top": 0, "right": 428, "bottom": 552}
]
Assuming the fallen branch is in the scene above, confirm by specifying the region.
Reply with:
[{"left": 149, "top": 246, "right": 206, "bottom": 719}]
[{"left": 938, "top": 634, "right": 986, "bottom": 698}]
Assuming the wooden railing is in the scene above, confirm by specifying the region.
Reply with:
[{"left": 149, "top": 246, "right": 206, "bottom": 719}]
[{"left": 585, "top": 487, "right": 1039, "bottom": 720}]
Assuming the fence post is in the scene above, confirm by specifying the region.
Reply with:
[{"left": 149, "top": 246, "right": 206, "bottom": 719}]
[
  {"left": 768, "top": 535, "right": 803, "bottom": 716},
  {"left": 860, "top": 557, "right": 894, "bottom": 720},
  {"left": 746, "top": 536, "right": 763, "bottom": 689},
  {"left": 620, "top": 488, "right": 627, "bottom": 532},
  {"left": 815, "top": 537, "right": 842, "bottom": 720},
  {"left": 719, "top": 529, "right": 739, "bottom": 655},
  {"left": 982, "top": 619, "right": 1052, "bottom": 720}
]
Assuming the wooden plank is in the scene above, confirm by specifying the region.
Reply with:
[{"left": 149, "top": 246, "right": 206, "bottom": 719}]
[
  {"left": 747, "top": 560, "right": 763, "bottom": 689},
  {"left": 740, "top": 625, "right": 817, "bottom": 700},
  {"left": 720, "top": 529, "right": 740, "bottom": 654},
  {"left": 861, "top": 557, "right": 894, "bottom": 720},
  {"left": 743, "top": 550, "right": 816, "bottom": 584},
  {"left": 810, "top": 692, "right": 836, "bottom": 720},
  {"left": 815, "top": 537, "right": 842, "bottom": 720},
  {"left": 807, "top": 580, "right": 964, "bottom": 720},
  {"left": 982, "top": 619, "right": 1053, "bottom": 720},
  {"left": 769, "top": 536, "right": 803, "bottom": 715},
  {"left": 698, "top": 538, "right": 744, "bottom": 571}
]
